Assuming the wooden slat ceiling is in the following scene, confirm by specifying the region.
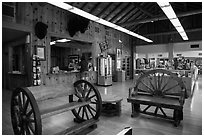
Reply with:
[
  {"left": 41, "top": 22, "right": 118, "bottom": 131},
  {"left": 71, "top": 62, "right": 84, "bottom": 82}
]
[{"left": 66, "top": 2, "right": 202, "bottom": 42}]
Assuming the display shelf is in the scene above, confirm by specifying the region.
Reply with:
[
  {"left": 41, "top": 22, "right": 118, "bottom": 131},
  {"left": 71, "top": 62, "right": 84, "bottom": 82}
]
[{"left": 122, "top": 56, "right": 131, "bottom": 80}]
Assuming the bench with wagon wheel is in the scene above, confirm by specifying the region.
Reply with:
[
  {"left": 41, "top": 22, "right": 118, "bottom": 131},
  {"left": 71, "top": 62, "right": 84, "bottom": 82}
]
[
  {"left": 10, "top": 80, "right": 102, "bottom": 135},
  {"left": 127, "top": 69, "right": 187, "bottom": 126}
]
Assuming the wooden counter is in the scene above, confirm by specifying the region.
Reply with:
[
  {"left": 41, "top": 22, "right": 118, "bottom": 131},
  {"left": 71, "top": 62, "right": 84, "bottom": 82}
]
[{"left": 42, "top": 71, "right": 97, "bottom": 86}]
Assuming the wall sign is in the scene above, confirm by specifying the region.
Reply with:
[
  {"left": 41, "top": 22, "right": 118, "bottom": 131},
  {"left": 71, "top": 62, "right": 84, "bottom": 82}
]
[{"left": 36, "top": 46, "right": 46, "bottom": 60}]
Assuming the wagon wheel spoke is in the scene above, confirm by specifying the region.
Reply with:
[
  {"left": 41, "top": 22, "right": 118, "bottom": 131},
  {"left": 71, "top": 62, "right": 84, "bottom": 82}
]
[
  {"left": 22, "top": 92, "right": 26, "bottom": 105},
  {"left": 23, "top": 99, "right": 29, "bottom": 114},
  {"left": 28, "top": 118, "right": 35, "bottom": 123},
  {"left": 85, "top": 88, "right": 93, "bottom": 98},
  {"left": 163, "top": 83, "right": 180, "bottom": 94},
  {"left": 82, "top": 107, "right": 85, "bottom": 119},
  {"left": 86, "top": 105, "right": 94, "bottom": 117},
  {"left": 157, "top": 73, "right": 161, "bottom": 90},
  {"left": 161, "top": 76, "right": 172, "bottom": 91},
  {"left": 158, "top": 73, "right": 165, "bottom": 90},
  {"left": 90, "top": 101, "right": 97, "bottom": 104},
  {"left": 84, "top": 106, "right": 89, "bottom": 120},
  {"left": 153, "top": 73, "right": 158, "bottom": 90},
  {"left": 28, "top": 123, "right": 35, "bottom": 134},
  {"left": 26, "top": 109, "right": 33, "bottom": 117},
  {"left": 87, "top": 94, "right": 96, "bottom": 100},
  {"left": 25, "top": 124, "right": 31, "bottom": 135},
  {"left": 17, "top": 94, "right": 23, "bottom": 111},
  {"left": 77, "top": 107, "right": 82, "bottom": 116},
  {"left": 87, "top": 104, "right": 96, "bottom": 112},
  {"left": 147, "top": 75, "right": 156, "bottom": 91},
  {"left": 140, "top": 81, "right": 154, "bottom": 93}
]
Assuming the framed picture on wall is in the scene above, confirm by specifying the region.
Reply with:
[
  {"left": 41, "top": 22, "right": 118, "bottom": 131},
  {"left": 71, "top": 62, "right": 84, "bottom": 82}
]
[{"left": 36, "top": 46, "right": 46, "bottom": 60}]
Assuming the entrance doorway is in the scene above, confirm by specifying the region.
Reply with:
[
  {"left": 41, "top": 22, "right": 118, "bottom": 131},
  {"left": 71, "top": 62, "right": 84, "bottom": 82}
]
[{"left": 2, "top": 28, "right": 31, "bottom": 90}]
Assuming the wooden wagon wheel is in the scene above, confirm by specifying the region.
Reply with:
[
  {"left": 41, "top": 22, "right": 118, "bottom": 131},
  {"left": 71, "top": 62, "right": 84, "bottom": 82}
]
[
  {"left": 70, "top": 80, "right": 102, "bottom": 122},
  {"left": 10, "top": 88, "right": 42, "bottom": 135},
  {"left": 135, "top": 69, "right": 186, "bottom": 99}
]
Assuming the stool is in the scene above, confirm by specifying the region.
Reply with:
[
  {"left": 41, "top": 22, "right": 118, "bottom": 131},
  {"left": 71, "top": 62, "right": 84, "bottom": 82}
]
[{"left": 101, "top": 94, "right": 123, "bottom": 116}]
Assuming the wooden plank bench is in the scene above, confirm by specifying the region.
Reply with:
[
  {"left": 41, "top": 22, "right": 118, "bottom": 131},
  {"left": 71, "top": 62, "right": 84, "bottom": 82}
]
[
  {"left": 10, "top": 80, "right": 102, "bottom": 135},
  {"left": 127, "top": 69, "right": 187, "bottom": 126}
]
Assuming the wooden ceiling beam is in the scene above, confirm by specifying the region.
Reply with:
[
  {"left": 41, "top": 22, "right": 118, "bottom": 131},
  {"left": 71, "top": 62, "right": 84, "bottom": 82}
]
[
  {"left": 110, "top": 3, "right": 133, "bottom": 23},
  {"left": 81, "top": 2, "right": 88, "bottom": 9},
  {"left": 97, "top": 3, "right": 113, "bottom": 18},
  {"left": 119, "top": 9, "right": 202, "bottom": 27},
  {"left": 116, "top": 6, "right": 136, "bottom": 24},
  {"left": 104, "top": 3, "right": 123, "bottom": 20},
  {"left": 132, "top": 3, "right": 154, "bottom": 17},
  {"left": 89, "top": 3, "right": 101, "bottom": 14}
]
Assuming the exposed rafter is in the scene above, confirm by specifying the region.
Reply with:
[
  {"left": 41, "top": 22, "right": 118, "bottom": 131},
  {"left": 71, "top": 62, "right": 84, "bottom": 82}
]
[
  {"left": 104, "top": 3, "right": 123, "bottom": 20},
  {"left": 116, "top": 6, "right": 136, "bottom": 24},
  {"left": 89, "top": 3, "right": 101, "bottom": 14},
  {"left": 132, "top": 3, "right": 154, "bottom": 17},
  {"left": 81, "top": 2, "right": 88, "bottom": 9},
  {"left": 119, "top": 9, "right": 202, "bottom": 27},
  {"left": 110, "top": 3, "right": 132, "bottom": 23},
  {"left": 97, "top": 3, "right": 113, "bottom": 18}
]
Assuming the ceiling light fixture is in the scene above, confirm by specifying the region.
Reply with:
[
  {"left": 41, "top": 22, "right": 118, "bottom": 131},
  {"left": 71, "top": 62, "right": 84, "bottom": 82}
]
[
  {"left": 48, "top": 2, "right": 153, "bottom": 43},
  {"left": 56, "top": 39, "right": 71, "bottom": 42},
  {"left": 50, "top": 41, "right": 56, "bottom": 45},
  {"left": 157, "top": 2, "right": 188, "bottom": 41}
]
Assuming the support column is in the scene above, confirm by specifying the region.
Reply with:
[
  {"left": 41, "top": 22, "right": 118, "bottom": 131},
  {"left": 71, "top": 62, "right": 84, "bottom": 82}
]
[{"left": 168, "top": 43, "right": 174, "bottom": 64}]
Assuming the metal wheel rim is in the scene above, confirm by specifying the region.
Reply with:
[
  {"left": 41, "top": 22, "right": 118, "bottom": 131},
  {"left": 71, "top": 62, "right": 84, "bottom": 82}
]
[
  {"left": 135, "top": 69, "right": 186, "bottom": 96},
  {"left": 10, "top": 88, "right": 42, "bottom": 135},
  {"left": 70, "top": 80, "right": 102, "bottom": 121}
]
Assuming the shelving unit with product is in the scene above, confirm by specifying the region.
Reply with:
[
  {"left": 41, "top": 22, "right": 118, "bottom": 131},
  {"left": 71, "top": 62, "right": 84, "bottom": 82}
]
[
  {"left": 122, "top": 56, "right": 131, "bottom": 80},
  {"left": 32, "top": 55, "right": 41, "bottom": 86},
  {"left": 97, "top": 55, "right": 112, "bottom": 86}
]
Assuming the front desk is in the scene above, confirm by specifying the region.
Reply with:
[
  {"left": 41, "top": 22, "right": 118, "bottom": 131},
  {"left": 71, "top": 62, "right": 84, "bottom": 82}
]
[{"left": 42, "top": 71, "right": 97, "bottom": 86}]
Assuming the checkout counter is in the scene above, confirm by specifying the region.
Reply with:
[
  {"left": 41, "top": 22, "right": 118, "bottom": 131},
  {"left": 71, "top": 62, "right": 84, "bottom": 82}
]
[{"left": 42, "top": 70, "right": 97, "bottom": 86}]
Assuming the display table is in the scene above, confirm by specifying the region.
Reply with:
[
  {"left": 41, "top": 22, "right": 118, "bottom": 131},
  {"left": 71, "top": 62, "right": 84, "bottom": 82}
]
[{"left": 101, "top": 94, "right": 123, "bottom": 116}]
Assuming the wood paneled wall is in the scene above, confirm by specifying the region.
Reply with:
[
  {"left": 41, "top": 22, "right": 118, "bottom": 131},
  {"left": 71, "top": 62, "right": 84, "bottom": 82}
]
[{"left": 3, "top": 2, "right": 133, "bottom": 85}]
